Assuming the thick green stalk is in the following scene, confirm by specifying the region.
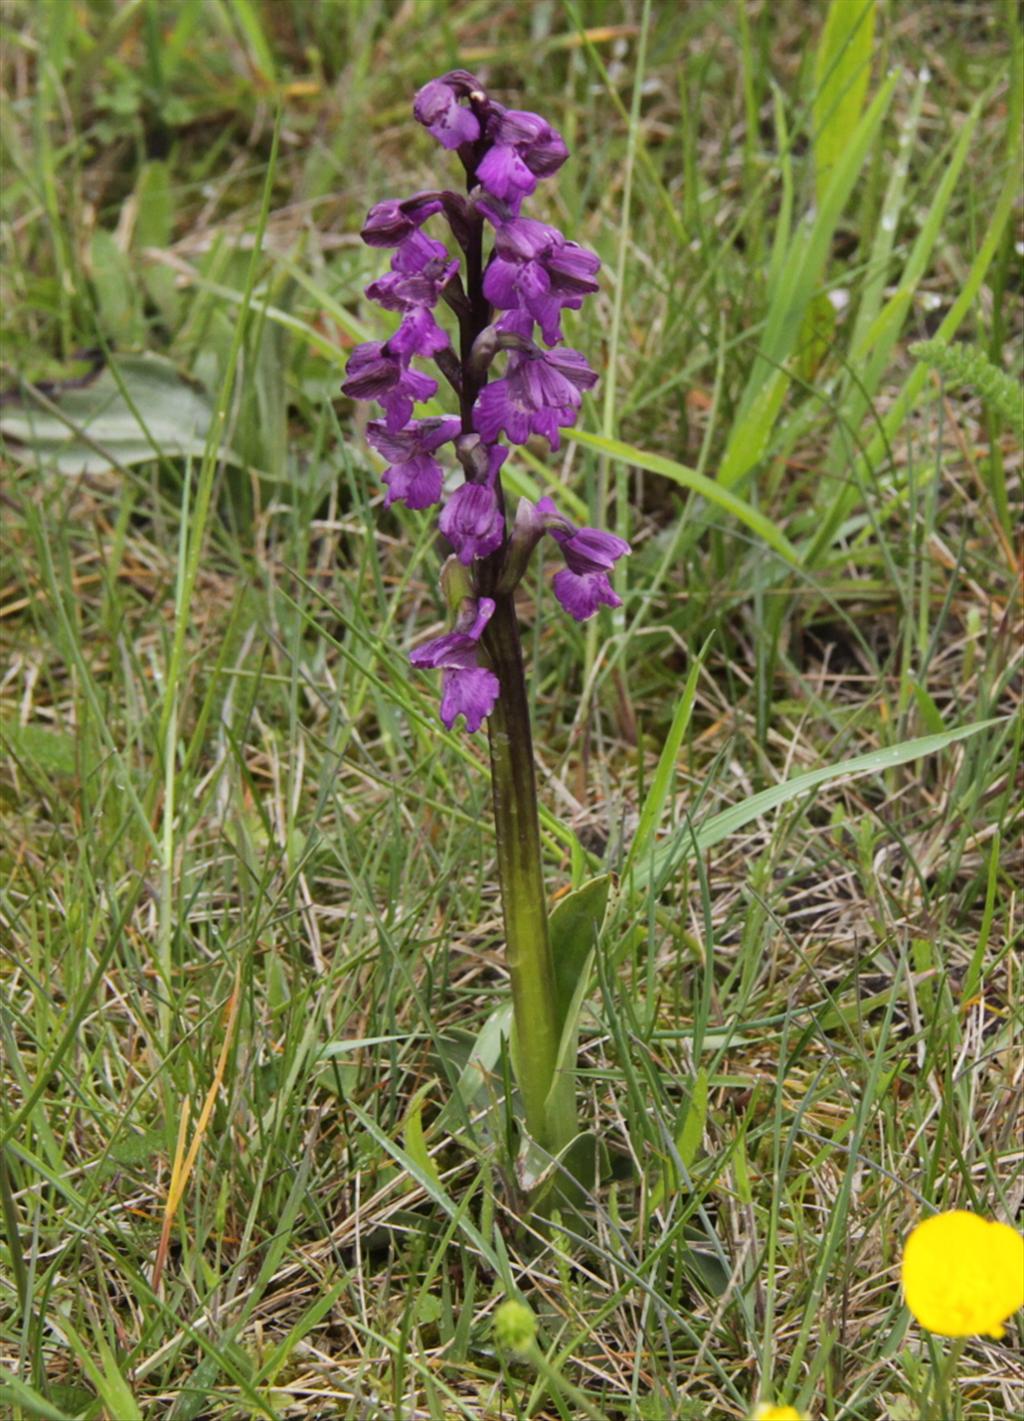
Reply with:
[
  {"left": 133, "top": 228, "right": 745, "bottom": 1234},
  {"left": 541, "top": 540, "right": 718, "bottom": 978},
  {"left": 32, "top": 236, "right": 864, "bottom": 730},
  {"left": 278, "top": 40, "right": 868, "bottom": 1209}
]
[{"left": 482, "top": 594, "right": 565, "bottom": 1152}]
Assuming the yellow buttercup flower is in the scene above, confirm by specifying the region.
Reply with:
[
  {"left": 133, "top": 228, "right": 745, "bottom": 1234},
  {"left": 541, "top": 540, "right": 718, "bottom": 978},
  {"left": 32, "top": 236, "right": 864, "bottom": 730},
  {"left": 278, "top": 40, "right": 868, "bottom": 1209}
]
[
  {"left": 752, "top": 1406, "right": 806, "bottom": 1421},
  {"left": 901, "top": 1210, "right": 1024, "bottom": 1338}
]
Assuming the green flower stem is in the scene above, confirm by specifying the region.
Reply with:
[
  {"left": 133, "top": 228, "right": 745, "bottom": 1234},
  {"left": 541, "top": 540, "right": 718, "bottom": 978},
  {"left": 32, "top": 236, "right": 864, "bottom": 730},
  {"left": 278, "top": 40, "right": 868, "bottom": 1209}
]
[
  {"left": 930, "top": 1336, "right": 966, "bottom": 1419},
  {"left": 483, "top": 592, "right": 565, "bottom": 1152}
]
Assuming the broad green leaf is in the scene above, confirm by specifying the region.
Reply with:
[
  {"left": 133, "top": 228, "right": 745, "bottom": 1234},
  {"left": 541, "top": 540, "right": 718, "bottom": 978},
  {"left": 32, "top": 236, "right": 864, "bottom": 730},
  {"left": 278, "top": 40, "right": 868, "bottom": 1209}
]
[
  {"left": 567, "top": 428, "right": 798, "bottom": 565},
  {"left": 537, "top": 877, "right": 612, "bottom": 1164},
  {"left": 516, "top": 1126, "right": 602, "bottom": 1202},
  {"left": 682, "top": 1243, "right": 732, "bottom": 1299},
  {"left": 550, "top": 874, "right": 611, "bottom": 1032},
  {"left": 542, "top": 943, "right": 595, "bottom": 1158},
  {"left": 0, "top": 1370, "right": 77, "bottom": 1421},
  {"left": 1, "top": 354, "right": 214, "bottom": 474},
  {"left": 813, "top": 0, "right": 877, "bottom": 204},
  {"left": 403, "top": 1085, "right": 441, "bottom": 1186},
  {"left": 1, "top": 720, "right": 77, "bottom": 778},
  {"left": 436, "top": 1002, "right": 513, "bottom": 1134}
]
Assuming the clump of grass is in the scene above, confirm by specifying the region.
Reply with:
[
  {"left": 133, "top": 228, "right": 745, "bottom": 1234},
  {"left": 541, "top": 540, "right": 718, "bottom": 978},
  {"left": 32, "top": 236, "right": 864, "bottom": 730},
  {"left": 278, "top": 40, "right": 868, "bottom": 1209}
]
[{"left": 1, "top": 2, "right": 1021, "bottom": 1419}]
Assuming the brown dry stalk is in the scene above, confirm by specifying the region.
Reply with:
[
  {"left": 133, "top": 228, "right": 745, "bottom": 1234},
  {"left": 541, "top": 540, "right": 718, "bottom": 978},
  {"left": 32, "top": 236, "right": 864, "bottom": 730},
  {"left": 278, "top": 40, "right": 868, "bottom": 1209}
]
[{"left": 152, "top": 969, "right": 241, "bottom": 1292}]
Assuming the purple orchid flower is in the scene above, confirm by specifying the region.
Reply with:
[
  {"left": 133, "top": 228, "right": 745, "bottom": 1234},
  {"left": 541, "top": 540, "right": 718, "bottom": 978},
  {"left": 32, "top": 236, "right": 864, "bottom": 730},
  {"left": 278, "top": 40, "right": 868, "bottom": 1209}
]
[
  {"left": 413, "top": 73, "right": 482, "bottom": 150},
  {"left": 510, "top": 496, "right": 631, "bottom": 622},
  {"left": 366, "top": 416, "right": 461, "bottom": 509},
  {"left": 439, "top": 481, "right": 504, "bottom": 564},
  {"left": 387, "top": 306, "right": 450, "bottom": 362},
  {"left": 391, "top": 230, "right": 452, "bottom": 276},
  {"left": 473, "top": 344, "right": 598, "bottom": 450},
  {"left": 342, "top": 341, "right": 439, "bottom": 432},
  {"left": 476, "top": 109, "right": 569, "bottom": 207},
  {"left": 483, "top": 219, "right": 601, "bottom": 345},
  {"left": 549, "top": 523, "right": 631, "bottom": 620},
  {"left": 409, "top": 597, "right": 500, "bottom": 733},
  {"left": 361, "top": 192, "right": 444, "bottom": 247}
]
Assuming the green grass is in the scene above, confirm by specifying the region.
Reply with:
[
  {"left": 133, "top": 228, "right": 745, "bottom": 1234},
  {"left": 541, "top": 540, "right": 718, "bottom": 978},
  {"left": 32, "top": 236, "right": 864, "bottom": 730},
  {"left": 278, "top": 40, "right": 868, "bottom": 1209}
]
[{"left": 1, "top": 1, "right": 1021, "bottom": 1418}]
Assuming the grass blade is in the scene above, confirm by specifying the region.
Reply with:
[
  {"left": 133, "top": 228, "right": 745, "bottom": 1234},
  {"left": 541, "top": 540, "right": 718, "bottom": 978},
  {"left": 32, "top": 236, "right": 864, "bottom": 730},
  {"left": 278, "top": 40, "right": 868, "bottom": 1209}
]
[
  {"left": 640, "top": 718, "right": 1002, "bottom": 887},
  {"left": 812, "top": 0, "right": 877, "bottom": 204},
  {"left": 625, "top": 636, "right": 710, "bottom": 877},
  {"left": 568, "top": 428, "right": 798, "bottom": 564},
  {"left": 718, "top": 68, "right": 897, "bottom": 489}
]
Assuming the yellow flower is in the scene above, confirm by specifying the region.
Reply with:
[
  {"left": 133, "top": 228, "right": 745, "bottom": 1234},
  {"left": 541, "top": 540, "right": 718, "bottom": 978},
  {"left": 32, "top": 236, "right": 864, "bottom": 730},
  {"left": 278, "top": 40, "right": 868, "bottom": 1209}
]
[
  {"left": 901, "top": 1210, "right": 1024, "bottom": 1339},
  {"left": 752, "top": 1406, "right": 807, "bottom": 1421}
]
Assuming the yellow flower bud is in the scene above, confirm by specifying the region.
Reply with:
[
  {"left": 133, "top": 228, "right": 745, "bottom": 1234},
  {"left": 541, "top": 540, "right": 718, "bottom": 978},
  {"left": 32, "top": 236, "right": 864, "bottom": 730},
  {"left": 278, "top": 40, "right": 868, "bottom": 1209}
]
[
  {"left": 901, "top": 1210, "right": 1024, "bottom": 1339},
  {"left": 752, "top": 1406, "right": 807, "bottom": 1421}
]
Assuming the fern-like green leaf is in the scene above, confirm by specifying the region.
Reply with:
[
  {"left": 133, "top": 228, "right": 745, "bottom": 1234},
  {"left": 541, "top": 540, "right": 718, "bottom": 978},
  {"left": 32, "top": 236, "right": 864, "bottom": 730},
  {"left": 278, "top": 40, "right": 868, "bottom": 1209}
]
[{"left": 910, "top": 338, "right": 1023, "bottom": 442}]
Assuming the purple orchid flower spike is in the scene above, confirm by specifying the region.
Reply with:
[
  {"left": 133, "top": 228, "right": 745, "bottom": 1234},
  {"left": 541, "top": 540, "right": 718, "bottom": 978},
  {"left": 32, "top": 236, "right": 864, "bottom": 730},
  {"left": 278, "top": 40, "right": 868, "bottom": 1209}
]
[
  {"left": 409, "top": 597, "right": 500, "bottom": 733},
  {"left": 343, "top": 67, "right": 627, "bottom": 735}
]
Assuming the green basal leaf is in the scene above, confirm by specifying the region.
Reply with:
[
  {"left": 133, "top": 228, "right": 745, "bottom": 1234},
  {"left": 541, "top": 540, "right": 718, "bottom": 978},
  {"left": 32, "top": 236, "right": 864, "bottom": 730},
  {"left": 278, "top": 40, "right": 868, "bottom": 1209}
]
[
  {"left": 550, "top": 874, "right": 611, "bottom": 1033},
  {"left": 403, "top": 1083, "right": 441, "bottom": 1185},
  {"left": 1, "top": 354, "right": 215, "bottom": 475}
]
